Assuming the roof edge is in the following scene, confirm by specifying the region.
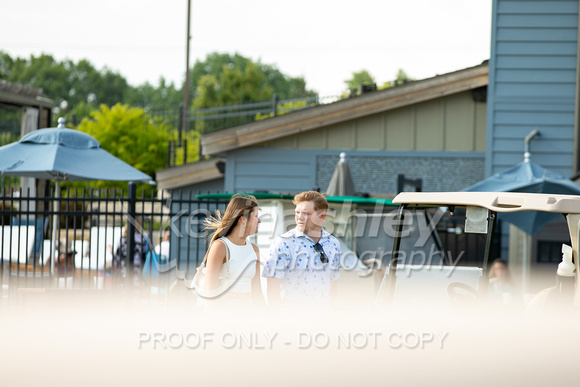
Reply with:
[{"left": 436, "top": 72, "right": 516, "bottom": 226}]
[
  {"left": 202, "top": 62, "right": 489, "bottom": 155},
  {"left": 156, "top": 158, "right": 225, "bottom": 190}
]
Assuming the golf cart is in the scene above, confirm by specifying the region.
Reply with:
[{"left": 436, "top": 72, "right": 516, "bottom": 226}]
[{"left": 378, "top": 191, "right": 580, "bottom": 312}]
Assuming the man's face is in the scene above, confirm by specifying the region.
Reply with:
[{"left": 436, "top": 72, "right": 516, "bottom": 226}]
[{"left": 295, "top": 201, "right": 326, "bottom": 233}]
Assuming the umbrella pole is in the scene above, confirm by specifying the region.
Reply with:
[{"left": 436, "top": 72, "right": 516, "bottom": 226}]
[
  {"left": 523, "top": 233, "right": 529, "bottom": 293},
  {"left": 51, "top": 181, "right": 61, "bottom": 276}
]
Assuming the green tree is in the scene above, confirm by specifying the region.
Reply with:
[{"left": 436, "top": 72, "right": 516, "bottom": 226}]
[
  {"left": 0, "top": 51, "right": 130, "bottom": 122},
  {"left": 193, "top": 62, "right": 274, "bottom": 108},
  {"left": 173, "top": 130, "right": 200, "bottom": 165},
  {"left": 126, "top": 77, "right": 182, "bottom": 112},
  {"left": 381, "top": 69, "right": 415, "bottom": 89},
  {"left": 344, "top": 70, "right": 375, "bottom": 91},
  {"left": 188, "top": 52, "right": 315, "bottom": 104},
  {"left": 191, "top": 62, "right": 277, "bottom": 133},
  {"left": 0, "top": 51, "right": 15, "bottom": 78},
  {"left": 189, "top": 53, "right": 317, "bottom": 133},
  {"left": 394, "top": 69, "right": 414, "bottom": 85},
  {"left": 73, "top": 104, "right": 172, "bottom": 193}
]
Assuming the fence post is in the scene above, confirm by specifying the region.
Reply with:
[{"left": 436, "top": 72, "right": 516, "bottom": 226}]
[
  {"left": 198, "top": 134, "right": 203, "bottom": 160},
  {"left": 126, "top": 182, "right": 137, "bottom": 280},
  {"left": 273, "top": 94, "right": 278, "bottom": 116},
  {"left": 178, "top": 105, "right": 183, "bottom": 143},
  {"left": 183, "top": 138, "right": 188, "bottom": 165},
  {"left": 171, "top": 140, "right": 176, "bottom": 167}
]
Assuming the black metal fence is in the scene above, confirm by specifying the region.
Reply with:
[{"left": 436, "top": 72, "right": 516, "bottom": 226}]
[
  {"left": 1, "top": 186, "right": 501, "bottom": 299},
  {"left": 0, "top": 184, "right": 226, "bottom": 294}
]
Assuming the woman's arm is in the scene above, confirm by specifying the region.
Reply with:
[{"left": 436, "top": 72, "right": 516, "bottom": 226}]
[
  {"left": 251, "top": 244, "right": 265, "bottom": 307},
  {"left": 204, "top": 240, "right": 227, "bottom": 292}
]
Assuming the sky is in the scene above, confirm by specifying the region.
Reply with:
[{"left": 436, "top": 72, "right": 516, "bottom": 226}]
[{"left": 1, "top": 0, "right": 492, "bottom": 96}]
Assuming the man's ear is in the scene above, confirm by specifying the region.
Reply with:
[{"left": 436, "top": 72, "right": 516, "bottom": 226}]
[{"left": 319, "top": 211, "right": 327, "bottom": 221}]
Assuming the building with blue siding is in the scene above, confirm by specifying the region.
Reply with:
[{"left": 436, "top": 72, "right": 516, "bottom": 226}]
[
  {"left": 487, "top": 0, "right": 580, "bottom": 290},
  {"left": 157, "top": 64, "right": 491, "bottom": 275},
  {"left": 158, "top": 63, "right": 489, "bottom": 197},
  {"left": 488, "top": 0, "right": 579, "bottom": 177}
]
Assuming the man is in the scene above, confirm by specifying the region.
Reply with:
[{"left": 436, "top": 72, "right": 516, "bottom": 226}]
[{"left": 262, "top": 191, "right": 341, "bottom": 308}]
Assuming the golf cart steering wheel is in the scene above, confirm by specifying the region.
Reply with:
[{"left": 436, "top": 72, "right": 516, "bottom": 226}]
[{"left": 446, "top": 282, "right": 486, "bottom": 307}]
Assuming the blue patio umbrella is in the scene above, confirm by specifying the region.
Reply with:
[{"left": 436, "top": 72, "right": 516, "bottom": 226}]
[
  {"left": 0, "top": 118, "right": 154, "bottom": 273},
  {"left": 0, "top": 119, "right": 153, "bottom": 183},
  {"left": 463, "top": 158, "right": 580, "bottom": 234}
]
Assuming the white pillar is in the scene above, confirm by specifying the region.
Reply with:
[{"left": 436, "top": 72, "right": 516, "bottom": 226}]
[
  {"left": 508, "top": 224, "right": 532, "bottom": 294},
  {"left": 19, "top": 107, "right": 39, "bottom": 205}
]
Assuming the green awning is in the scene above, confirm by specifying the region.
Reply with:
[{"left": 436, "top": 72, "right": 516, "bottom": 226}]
[
  {"left": 326, "top": 195, "right": 395, "bottom": 206},
  {"left": 195, "top": 193, "right": 395, "bottom": 206}
]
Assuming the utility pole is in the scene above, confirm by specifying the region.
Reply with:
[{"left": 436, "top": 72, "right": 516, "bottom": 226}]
[{"left": 183, "top": 0, "right": 191, "bottom": 141}]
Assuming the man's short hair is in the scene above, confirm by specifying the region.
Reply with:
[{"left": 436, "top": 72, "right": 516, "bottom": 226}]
[{"left": 293, "top": 191, "right": 328, "bottom": 212}]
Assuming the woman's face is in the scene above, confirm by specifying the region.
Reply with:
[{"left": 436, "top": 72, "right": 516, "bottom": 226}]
[
  {"left": 244, "top": 207, "right": 261, "bottom": 235},
  {"left": 492, "top": 262, "right": 508, "bottom": 279}
]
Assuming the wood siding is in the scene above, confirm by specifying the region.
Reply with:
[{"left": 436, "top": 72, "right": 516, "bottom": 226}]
[
  {"left": 254, "top": 91, "right": 486, "bottom": 153},
  {"left": 487, "top": 0, "right": 579, "bottom": 177}
]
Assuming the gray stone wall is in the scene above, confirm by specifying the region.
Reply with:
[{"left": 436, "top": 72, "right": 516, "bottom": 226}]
[{"left": 317, "top": 155, "right": 485, "bottom": 194}]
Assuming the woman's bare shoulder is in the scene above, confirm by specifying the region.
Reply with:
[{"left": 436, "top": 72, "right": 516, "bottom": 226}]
[{"left": 207, "top": 239, "right": 227, "bottom": 262}]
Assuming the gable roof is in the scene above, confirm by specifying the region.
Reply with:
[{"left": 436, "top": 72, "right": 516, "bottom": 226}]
[{"left": 201, "top": 62, "right": 489, "bottom": 155}]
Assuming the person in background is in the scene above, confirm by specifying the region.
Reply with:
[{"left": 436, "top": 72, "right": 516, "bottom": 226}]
[
  {"left": 54, "top": 241, "right": 76, "bottom": 277},
  {"left": 142, "top": 229, "right": 173, "bottom": 293},
  {"left": 488, "top": 258, "right": 516, "bottom": 305},
  {"left": 112, "top": 217, "right": 150, "bottom": 282},
  {"left": 155, "top": 229, "right": 170, "bottom": 260}
]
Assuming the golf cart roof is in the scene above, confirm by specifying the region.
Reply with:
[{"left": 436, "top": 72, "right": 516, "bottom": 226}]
[
  {"left": 393, "top": 192, "right": 580, "bottom": 214},
  {"left": 196, "top": 193, "right": 396, "bottom": 206}
]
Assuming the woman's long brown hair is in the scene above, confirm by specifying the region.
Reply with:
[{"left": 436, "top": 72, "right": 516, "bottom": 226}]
[{"left": 203, "top": 194, "right": 258, "bottom": 249}]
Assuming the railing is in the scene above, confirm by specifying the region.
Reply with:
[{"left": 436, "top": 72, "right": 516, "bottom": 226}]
[
  {"left": 161, "top": 94, "right": 341, "bottom": 167},
  {"left": 0, "top": 122, "right": 20, "bottom": 145},
  {"left": 0, "top": 185, "right": 226, "bottom": 294},
  {"left": 181, "top": 94, "right": 341, "bottom": 134},
  {"left": 37, "top": 93, "right": 343, "bottom": 167},
  {"left": 42, "top": 95, "right": 342, "bottom": 167}
]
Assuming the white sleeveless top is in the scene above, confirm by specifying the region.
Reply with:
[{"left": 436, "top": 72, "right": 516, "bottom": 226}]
[{"left": 219, "top": 237, "right": 257, "bottom": 294}]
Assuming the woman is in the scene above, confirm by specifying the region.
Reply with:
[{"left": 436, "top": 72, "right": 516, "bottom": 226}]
[
  {"left": 202, "top": 194, "right": 263, "bottom": 307},
  {"left": 488, "top": 258, "right": 515, "bottom": 305}
]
